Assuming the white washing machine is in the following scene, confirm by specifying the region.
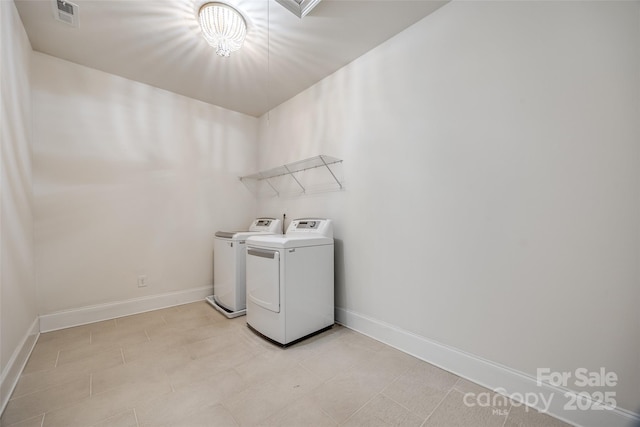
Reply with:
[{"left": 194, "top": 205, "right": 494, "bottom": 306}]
[
  {"left": 245, "top": 218, "right": 334, "bottom": 346},
  {"left": 206, "top": 218, "right": 281, "bottom": 318}
]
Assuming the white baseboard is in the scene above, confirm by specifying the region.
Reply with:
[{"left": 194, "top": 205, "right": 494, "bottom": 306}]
[
  {"left": 1, "top": 317, "right": 39, "bottom": 415},
  {"left": 335, "top": 307, "right": 639, "bottom": 427},
  {"left": 39, "top": 286, "right": 212, "bottom": 332}
]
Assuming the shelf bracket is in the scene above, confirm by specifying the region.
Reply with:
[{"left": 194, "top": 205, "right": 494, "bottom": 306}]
[
  {"left": 263, "top": 176, "right": 279, "bottom": 197},
  {"left": 320, "top": 155, "right": 343, "bottom": 190},
  {"left": 283, "top": 165, "right": 306, "bottom": 193}
]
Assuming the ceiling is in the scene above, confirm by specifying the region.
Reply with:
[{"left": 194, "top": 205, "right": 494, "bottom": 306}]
[{"left": 15, "top": 0, "right": 448, "bottom": 117}]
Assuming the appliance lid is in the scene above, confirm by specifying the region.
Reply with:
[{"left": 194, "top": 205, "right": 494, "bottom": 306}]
[
  {"left": 215, "top": 218, "right": 282, "bottom": 240},
  {"left": 246, "top": 234, "right": 333, "bottom": 249},
  {"left": 215, "top": 230, "right": 279, "bottom": 241},
  {"left": 215, "top": 231, "right": 241, "bottom": 239}
]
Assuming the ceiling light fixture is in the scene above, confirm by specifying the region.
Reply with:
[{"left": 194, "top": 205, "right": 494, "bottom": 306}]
[{"left": 198, "top": 2, "right": 247, "bottom": 57}]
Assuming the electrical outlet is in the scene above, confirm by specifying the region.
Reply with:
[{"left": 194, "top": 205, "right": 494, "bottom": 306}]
[{"left": 137, "top": 275, "right": 147, "bottom": 287}]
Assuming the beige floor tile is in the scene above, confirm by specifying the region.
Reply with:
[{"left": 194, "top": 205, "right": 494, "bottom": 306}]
[
  {"left": 163, "top": 357, "right": 216, "bottom": 390},
  {"left": 55, "top": 346, "right": 124, "bottom": 374},
  {"left": 2, "top": 377, "right": 90, "bottom": 425},
  {"left": 21, "top": 350, "right": 58, "bottom": 375},
  {"left": 115, "top": 311, "right": 167, "bottom": 331},
  {"left": 162, "top": 304, "right": 217, "bottom": 326},
  {"left": 178, "top": 301, "right": 224, "bottom": 318},
  {"left": 2, "top": 305, "right": 573, "bottom": 427},
  {"left": 300, "top": 337, "right": 378, "bottom": 382},
  {"left": 191, "top": 319, "right": 241, "bottom": 336},
  {"left": 90, "top": 327, "right": 149, "bottom": 348},
  {"left": 504, "top": 403, "right": 572, "bottom": 427},
  {"left": 135, "top": 369, "right": 245, "bottom": 426},
  {"left": 163, "top": 403, "right": 238, "bottom": 427},
  {"left": 91, "top": 359, "right": 169, "bottom": 395},
  {"left": 310, "top": 369, "right": 383, "bottom": 423},
  {"left": 141, "top": 323, "right": 187, "bottom": 342},
  {"left": 42, "top": 379, "right": 172, "bottom": 427},
  {"left": 86, "top": 320, "right": 119, "bottom": 334},
  {"left": 166, "top": 342, "right": 255, "bottom": 390},
  {"left": 351, "top": 345, "right": 418, "bottom": 386},
  {"left": 90, "top": 410, "right": 138, "bottom": 427},
  {"left": 87, "top": 320, "right": 119, "bottom": 334},
  {"left": 183, "top": 331, "right": 244, "bottom": 360},
  {"left": 452, "top": 378, "right": 512, "bottom": 413},
  {"left": 341, "top": 408, "right": 390, "bottom": 427},
  {"left": 146, "top": 305, "right": 181, "bottom": 317},
  {"left": 13, "top": 364, "right": 87, "bottom": 398},
  {"left": 37, "top": 321, "right": 116, "bottom": 349},
  {"left": 407, "top": 362, "right": 460, "bottom": 391},
  {"left": 166, "top": 314, "right": 218, "bottom": 331},
  {"left": 382, "top": 362, "right": 458, "bottom": 419},
  {"left": 314, "top": 343, "right": 417, "bottom": 416},
  {"left": 29, "top": 334, "right": 93, "bottom": 366},
  {"left": 56, "top": 342, "right": 113, "bottom": 364},
  {"left": 344, "top": 394, "right": 424, "bottom": 427},
  {"left": 151, "top": 319, "right": 240, "bottom": 346},
  {"left": 37, "top": 320, "right": 115, "bottom": 346},
  {"left": 221, "top": 386, "right": 283, "bottom": 426},
  {"left": 453, "top": 377, "right": 495, "bottom": 394},
  {"left": 335, "top": 329, "right": 386, "bottom": 352},
  {"left": 36, "top": 327, "right": 88, "bottom": 344},
  {"left": 22, "top": 352, "right": 57, "bottom": 374},
  {"left": 123, "top": 323, "right": 187, "bottom": 349},
  {"left": 424, "top": 390, "right": 508, "bottom": 427},
  {"left": 270, "top": 363, "right": 321, "bottom": 397},
  {"left": 233, "top": 350, "right": 294, "bottom": 385},
  {"left": 122, "top": 339, "right": 192, "bottom": 371},
  {"left": 262, "top": 394, "right": 337, "bottom": 427},
  {"left": 0, "top": 413, "right": 44, "bottom": 427},
  {"left": 223, "top": 365, "right": 320, "bottom": 426}
]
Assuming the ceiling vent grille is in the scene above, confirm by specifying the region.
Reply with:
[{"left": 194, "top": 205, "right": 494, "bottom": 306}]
[{"left": 53, "top": 0, "right": 79, "bottom": 27}]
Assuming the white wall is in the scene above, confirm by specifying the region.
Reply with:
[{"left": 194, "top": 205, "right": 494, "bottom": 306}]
[
  {"left": 0, "top": 0, "right": 38, "bottom": 412},
  {"left": 31, "top": 53, "right": 258, "bottom": 315},
  {"left": 257, "top": 0, "right": 640, "bottom": 414}
]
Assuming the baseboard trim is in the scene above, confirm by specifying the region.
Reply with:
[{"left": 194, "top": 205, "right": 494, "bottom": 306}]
[
  {"left": 1, "top": 317, "right": 39, "bottom": 415},
  {"left": 335, "top": 307, "right": 639, "bottom": 427},
  {"left": 39, "top": 286, "right": 212, "bottom": 332}
]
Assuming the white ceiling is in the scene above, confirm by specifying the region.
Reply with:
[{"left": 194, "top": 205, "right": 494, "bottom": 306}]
[{"left": 15, "top": 0, "right": 447, "bottom": 117}]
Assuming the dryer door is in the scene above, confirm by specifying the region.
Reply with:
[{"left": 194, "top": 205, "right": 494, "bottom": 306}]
[{"left": 246, "top": 248, "right": 280, "bottom": 313}]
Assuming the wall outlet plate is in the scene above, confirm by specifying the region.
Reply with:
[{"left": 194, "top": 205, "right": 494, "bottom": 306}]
[{"left": 137, "top": 275, "right": 147, "bottom": 287}]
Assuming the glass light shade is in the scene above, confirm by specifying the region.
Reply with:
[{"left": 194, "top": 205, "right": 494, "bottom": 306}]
[{"left": 198, "top": 2, "right": 247, "bottom": 57}]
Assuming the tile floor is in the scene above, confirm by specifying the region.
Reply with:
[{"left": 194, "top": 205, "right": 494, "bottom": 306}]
[{"left": 1, "top": 301, "right": 571, "bottom": 427}]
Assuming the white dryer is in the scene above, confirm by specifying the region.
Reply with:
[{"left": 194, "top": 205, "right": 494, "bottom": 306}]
[
  {"left": 206, "top": 218, "right": 281, "bottom": 318},
  {"left": 245, "top": 219, "right": 334, "bottom": 346}
]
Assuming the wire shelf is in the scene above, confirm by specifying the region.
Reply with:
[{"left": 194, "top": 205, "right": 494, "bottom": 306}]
[{"left": 240, "top": 155, "right": 343, "bottom": 197}]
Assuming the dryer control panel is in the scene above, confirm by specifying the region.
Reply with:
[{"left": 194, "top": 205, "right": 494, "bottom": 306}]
[
  {"left": 287, "top": 218, "right": 333, "bottom": 238},
  {"left": 295, "top": 220, "right": 318, "bottom": 229},
  {"left": 249, "top": 218, "right": 281, "bottom": 233}
]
